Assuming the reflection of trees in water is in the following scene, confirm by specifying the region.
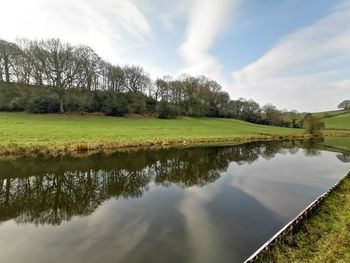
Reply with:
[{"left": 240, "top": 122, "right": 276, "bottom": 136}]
[
  {"left": 0, "top": 170, "right": 151, "bottom": 226},
  {"left": 152, "top": 147, "right": 240, "bottom": 187},
  {"left": 336, "top": 153, "right": 350, "bottom": 163},
  {"left": 261, "top": 141, "right": 286, "bottom": 160},
  {"left": 0, "top": 140, "right": 324, "bottom": 226},
  {"left": 299, "top": 138, "right": 324, "bottom": 157}
]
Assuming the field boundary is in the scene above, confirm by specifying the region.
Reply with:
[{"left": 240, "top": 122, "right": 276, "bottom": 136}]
[{"left": 319, "top": 110, "right": 350, "bottom": 119}]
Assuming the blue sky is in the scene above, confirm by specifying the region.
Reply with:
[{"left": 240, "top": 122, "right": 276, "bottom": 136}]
[
  {"left": 214, "top": 0, "right": 341, "bottom": 72},
  {"left": 0, "top": 0, "right": 349, "bottom": 111}
]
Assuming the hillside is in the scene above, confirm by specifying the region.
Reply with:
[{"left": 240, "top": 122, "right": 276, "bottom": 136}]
[
  {"left": 321, "top": 111, "right": 350, "bottom": 130},
  {"left": 298, "top": 108, "right": 350, "bottom": 130},
  {"left": 312, "top": 109, "right": 350, "bottom": 119}
]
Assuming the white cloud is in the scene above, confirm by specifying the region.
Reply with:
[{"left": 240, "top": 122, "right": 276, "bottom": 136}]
[
  {"left": 113, "top": 0, "right": 152, "bottom": 40},
  {"left": 0, "top": 0, "right": 152, "bottom": 64},
  {"left": 179, "top": 0, "right": 236, "bottom": 83},
  {"left": 232, "top": 2, "right": 350, "bottom": 112}
]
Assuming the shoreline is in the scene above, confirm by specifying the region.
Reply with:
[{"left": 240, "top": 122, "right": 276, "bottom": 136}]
[
  {"left": 0, "top": 134, "right": 314, "bottom": 160},
  {"left": 1, "top": 131, "right": 350, "bottom": 160}
]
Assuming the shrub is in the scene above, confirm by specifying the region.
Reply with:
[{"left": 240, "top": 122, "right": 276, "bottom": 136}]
[
  {"left": 9, "top": 97, "right": 26, "bottom": 111},
  {"left": 101, "top": 93, "right": 129, "bottom": 116},
  {"left": 127, "top": 92, "right": 146, "bottom": 114},
  {"left": 157, "top": 101, "right": 179, "bottom": 119},
  {"left": 28, "top": 93, "right": 60, "bottom": 113},
  {"left": 64, "top": 91, "right": 95, "bottom": 112},
  {"left": 302, "top": 113, "right": 325, "bottom": 136}
]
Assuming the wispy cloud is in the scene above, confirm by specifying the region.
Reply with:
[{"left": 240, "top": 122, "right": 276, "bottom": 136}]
[
  {"left": 157, "top": 1, "right": 189, "bottom": 30},
  {"left": 179, "top": 0, "right": 236, "bottom": 82},
  {"left": 0, "top": 0, "right": 152, "bottom": 64},
  {"left": 112, "top": 0, "right": 152, "bottom": 40},
  {"left": 232, "top": 2, "right": 350, "bottom": 111}
]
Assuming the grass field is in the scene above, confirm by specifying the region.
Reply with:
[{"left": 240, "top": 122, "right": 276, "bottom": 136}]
[
  {"left": 322, "top": 111, "right": 350, "bottom": 130},
  {"left": 0, "top": 112, "right": 307, "bottom": 156},
  {"left": 312, "top": 109, "right": 350, "bottom": 119},
  {"left": 297, "top": 109, "right": 350, "bottom": 130}
]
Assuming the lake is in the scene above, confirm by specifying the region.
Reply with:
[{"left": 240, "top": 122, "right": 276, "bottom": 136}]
[{"left": 0, "top": 139, "right": 349, "bottom": 263}]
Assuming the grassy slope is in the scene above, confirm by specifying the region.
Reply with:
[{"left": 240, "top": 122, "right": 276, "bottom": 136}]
[
  {"left": 297, "top": 109, "right": 350, "bottom": 130},
  {"left": 322, "top": 111, "right": 350, "bottom": 130},
  {"left": 312, "top": 109, "right": 350, "bottom": 119},
  {"left": 0, "top": 112, "right": 302, "bottom": 147}
]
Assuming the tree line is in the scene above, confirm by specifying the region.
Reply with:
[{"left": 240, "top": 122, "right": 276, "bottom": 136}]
[{"left": 0, "top": 38, "right": 301, "bottom": 127}]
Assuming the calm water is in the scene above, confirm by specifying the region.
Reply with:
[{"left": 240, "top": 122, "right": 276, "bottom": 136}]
[{"left": 0, "top": 140, "right": 349, "bottom": 263}]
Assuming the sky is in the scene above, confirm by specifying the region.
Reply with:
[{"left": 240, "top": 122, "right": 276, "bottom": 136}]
[{"left": 0, "top": 0, "right": 349, "bottom": 112}]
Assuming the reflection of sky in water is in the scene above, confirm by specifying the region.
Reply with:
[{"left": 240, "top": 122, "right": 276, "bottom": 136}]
[
  {"left": 0, "top": 145, "right": 349, "bottom": 263},
  {"left": 228, "top": 151, "right": 347, "bottom": 219}
]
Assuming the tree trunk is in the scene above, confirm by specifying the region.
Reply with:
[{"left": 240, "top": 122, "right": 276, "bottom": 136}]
[
  {"left": 57, "top": 78, "right": 65, "bottom": 113},
  {"left": 59, "top": 98, "right": 64, "bottom": 113},
  {"left": 4, "top": 58, "right": 10, "bottom": 83},
  {"left": 57, "top": 88, "right": 65, "bottom": 113}
]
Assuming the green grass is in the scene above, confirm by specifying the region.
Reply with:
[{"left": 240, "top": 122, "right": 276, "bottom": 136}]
[
  {"left": 322, "top": 111, "right": 350, "bottom": 130},
  {"left": 312, "top": 109, "right": 350, "bottom": 119},
  {"left": 256, "top": 175, "right": 350, "bottom": 263},
  {"left": 296, "top": 109, "right": 350, "bottom": 130},
  {"left": 305, "top": 108, "right": 350, "bottom": 130},
  {"left": 0, "top": 112, "right": 306, "bottom": 156}
]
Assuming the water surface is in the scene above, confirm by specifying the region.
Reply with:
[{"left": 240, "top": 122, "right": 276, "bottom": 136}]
[{"left": 0, "top": 140, "right": 349, "bottom": 263}]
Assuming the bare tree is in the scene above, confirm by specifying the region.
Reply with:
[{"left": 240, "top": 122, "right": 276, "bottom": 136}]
[
  {"left": 154, "top": 78, "right": 167, "bottom": 102},
  {"left": 262, "top": 103, "right": 283, "bottom": 125},
  {"left": 0, "top": 39, "right": 21, "bottom": 82},
  {"left": 13, "top": 38, "right": 32, "bottom": 84},
  {"left": 74, "top": 46, "right": 101, "bottom": 90},
  {"left": 31, "top": 39, "right": 79, "bottom": 112},
  {"left": 123, "top": 65, "right": 151, "bottom": 93},
  {"left": 104, "top": 63, "right": 125, "bottom": 93}
]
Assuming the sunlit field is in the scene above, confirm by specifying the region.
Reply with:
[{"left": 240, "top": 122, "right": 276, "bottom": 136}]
[{"left": 0, "top": 112, "right": 302, "bottom": 148}]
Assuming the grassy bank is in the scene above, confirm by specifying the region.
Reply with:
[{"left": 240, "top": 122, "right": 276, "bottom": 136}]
[
  {"left": 0, "top": 112, "right": 311, "bottom": 158},
  {"left": 255, "top": 173, "right": 350, "bottom": 263}
]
